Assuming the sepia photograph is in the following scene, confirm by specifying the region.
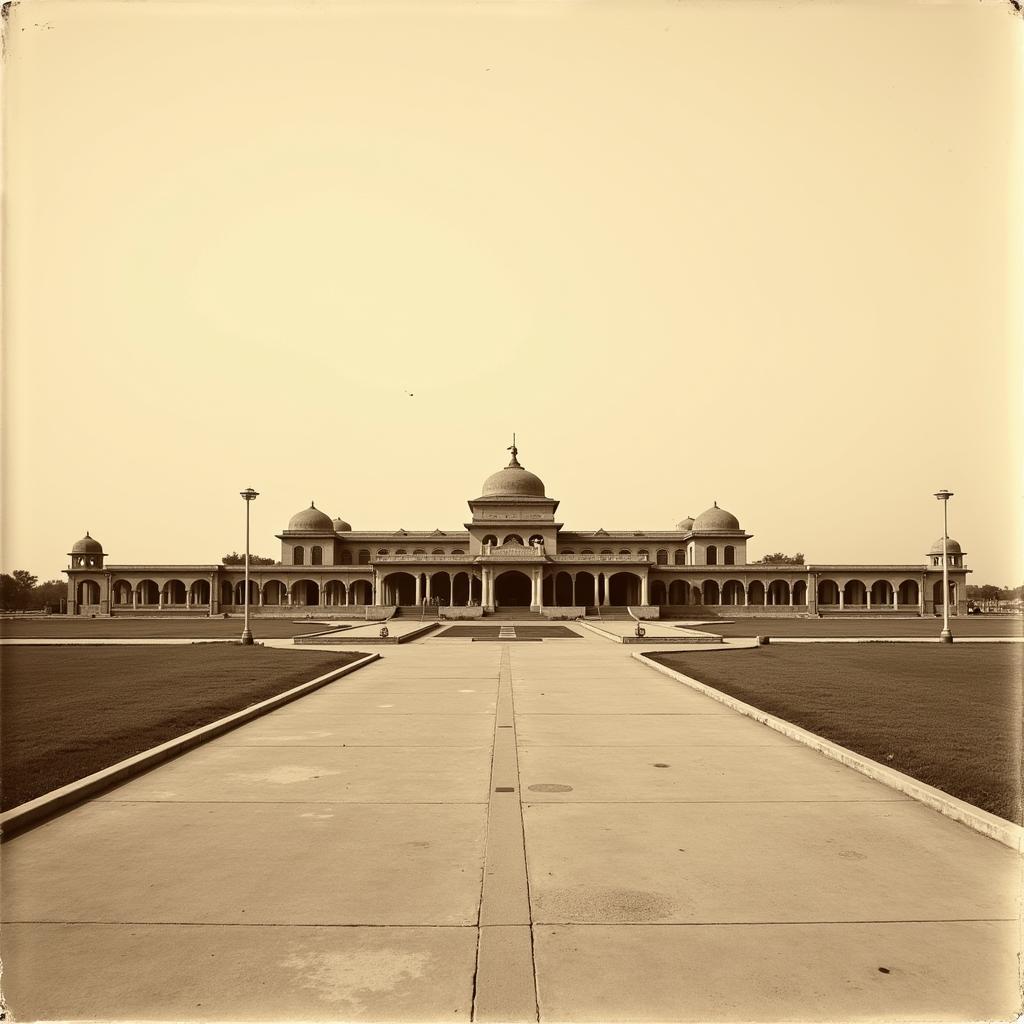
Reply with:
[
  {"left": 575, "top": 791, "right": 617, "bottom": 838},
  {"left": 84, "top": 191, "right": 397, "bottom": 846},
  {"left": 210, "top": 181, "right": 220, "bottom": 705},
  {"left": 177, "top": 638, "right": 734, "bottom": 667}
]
[{"left": 1, "top": 0, "right": 1022, "bottom": 1021}]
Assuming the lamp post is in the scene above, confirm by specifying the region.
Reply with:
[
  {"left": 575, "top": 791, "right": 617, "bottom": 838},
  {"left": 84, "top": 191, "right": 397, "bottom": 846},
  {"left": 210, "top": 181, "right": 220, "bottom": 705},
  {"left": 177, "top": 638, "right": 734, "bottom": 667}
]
[
  {"left": 934, "top": 489, "right": 954, "bottom": 643},
  {"left": 240, "top": 488, "right": 259, "bottom": 645}
]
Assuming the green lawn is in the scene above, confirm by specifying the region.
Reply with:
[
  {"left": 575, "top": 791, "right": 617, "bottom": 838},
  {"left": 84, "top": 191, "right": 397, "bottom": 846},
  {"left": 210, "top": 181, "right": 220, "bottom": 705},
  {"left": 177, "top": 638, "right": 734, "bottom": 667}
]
[
  {"left": 651, "top": 645, "right": 1022, "bottom": 824},
  {"left": 1, "top": 646, "right": 365, "bottom": 810},
  {"left": 675, "top": 616, "right": 1022, "bottom": 638},
  {"left": 0, "top": 617, "right": 347, "bottom": 639}
]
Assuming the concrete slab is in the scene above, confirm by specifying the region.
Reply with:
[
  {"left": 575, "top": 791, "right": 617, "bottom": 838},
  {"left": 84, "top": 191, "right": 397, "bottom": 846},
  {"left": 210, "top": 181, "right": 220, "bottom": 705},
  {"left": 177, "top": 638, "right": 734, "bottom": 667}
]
[
  {"left": 97, "top": 744, "right": 492, "bottom": 803},
  {"left": 519, "top": 745, "right": 909, "bottom": 803},
  {"left": 3, "top": 922, "right": 478, "bottom": 1022},
  {"left": 285, "top": 691, "right": 497, "bottom": 714},
  {"left": 3, "top": 801, "right": 485, "bottom": 925},
  {"left": 515, "top": 687, "right": 735, "bottom": 715},
  {"left": 534, "top": 921, "right": 1020, "bottom": 1022},
  {"left": 517, "top": 713, "right": 797, "bottom": 747},
  {"left": 217, "top": 711, "right": 497, "bottom": 747},
  {"left": 523, "top": 801, "right": 1016, "bottom": 923}
]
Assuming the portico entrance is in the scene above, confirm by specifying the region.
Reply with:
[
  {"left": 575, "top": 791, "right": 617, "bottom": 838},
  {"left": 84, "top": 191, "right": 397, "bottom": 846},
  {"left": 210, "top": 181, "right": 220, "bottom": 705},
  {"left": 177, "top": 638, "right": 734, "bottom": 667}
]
[{"left": 494, "top": 569, "right": 532, "bottom": 607}]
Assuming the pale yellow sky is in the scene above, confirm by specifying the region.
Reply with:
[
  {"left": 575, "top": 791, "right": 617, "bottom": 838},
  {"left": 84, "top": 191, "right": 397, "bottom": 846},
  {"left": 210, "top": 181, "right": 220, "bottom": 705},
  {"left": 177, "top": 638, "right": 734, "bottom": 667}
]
[{"left": 3, "top": 0, "right": 1022, "bottom": 584}]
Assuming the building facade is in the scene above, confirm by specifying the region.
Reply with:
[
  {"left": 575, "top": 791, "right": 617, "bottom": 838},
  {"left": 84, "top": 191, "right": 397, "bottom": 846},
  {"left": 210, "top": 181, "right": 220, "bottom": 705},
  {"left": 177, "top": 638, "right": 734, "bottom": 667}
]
[{"left": 65, "top": 446, "right": 969, "bottom": 618}]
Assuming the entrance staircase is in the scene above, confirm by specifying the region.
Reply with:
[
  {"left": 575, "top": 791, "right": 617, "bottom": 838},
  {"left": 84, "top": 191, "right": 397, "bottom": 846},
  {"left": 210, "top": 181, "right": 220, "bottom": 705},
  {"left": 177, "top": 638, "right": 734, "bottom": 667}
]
[
  {"left": 395, "top": 605, "right": 440, "bottom": 619},
  {"left": 485, "top": 606, "right": 544, "bottom": 620}
]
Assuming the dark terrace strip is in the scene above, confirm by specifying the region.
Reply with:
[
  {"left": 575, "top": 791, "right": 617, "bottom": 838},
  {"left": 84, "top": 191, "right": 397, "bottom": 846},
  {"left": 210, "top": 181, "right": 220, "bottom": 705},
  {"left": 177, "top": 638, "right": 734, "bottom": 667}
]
[
  {"left": 0, "top": 646, "right": 365, "bottom": 810},
  {"left": 651, "top": 644, "right": 1023, "bottom": 823}
]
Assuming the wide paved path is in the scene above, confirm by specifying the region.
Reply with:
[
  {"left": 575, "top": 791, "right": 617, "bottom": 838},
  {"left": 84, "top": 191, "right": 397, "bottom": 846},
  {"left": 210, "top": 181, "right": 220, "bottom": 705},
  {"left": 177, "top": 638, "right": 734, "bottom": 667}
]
[{"left": 2, "top": 630, "right": 1019, "bottom": 1021}]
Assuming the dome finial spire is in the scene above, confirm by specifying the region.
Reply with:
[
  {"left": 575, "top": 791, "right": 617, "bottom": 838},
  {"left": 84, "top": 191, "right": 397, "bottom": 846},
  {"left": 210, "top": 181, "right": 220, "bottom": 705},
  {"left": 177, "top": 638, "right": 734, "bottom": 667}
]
[{"left": 506, "top": 432, "right": 520, "bottom": 467}]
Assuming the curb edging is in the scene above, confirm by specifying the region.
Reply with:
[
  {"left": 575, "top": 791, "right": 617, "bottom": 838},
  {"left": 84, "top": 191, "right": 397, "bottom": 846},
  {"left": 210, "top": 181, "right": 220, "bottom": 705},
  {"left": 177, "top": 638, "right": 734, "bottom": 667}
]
[
  {"left": 0, "top": 652, "right": 381, "bottom": 840},
  {"left": 634, "top": 651, "right": 1023, "bottom": 852}
]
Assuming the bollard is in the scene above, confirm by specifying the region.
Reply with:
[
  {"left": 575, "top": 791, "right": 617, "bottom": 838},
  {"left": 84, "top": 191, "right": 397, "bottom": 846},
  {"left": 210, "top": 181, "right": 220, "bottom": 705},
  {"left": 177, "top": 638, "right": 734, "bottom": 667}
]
[{"left": 756, "top": 635, "right": 770, "bottom": 646}]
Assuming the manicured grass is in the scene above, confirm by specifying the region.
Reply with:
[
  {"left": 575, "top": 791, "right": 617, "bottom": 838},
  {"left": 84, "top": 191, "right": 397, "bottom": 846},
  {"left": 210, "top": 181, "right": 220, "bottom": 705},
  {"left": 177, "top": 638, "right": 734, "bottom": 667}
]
[
  {"left": 0, "top": 617, "right": 348, "bottom": 639},
  {"left": 674, "top": 616, "right": 1023, "bottom": 638},
  {"left": 651, "top": 645, "right": 1022, "bottom": 823},
  {"left": 1, "top": 646, "right": 366, "bottom": 810}
]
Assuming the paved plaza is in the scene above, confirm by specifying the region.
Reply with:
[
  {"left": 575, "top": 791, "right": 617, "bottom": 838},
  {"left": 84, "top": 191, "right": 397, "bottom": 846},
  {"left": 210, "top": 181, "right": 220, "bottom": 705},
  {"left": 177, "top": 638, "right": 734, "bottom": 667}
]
[{"left": 2, "top": 627, "right": 1019, "bottom": 1022}]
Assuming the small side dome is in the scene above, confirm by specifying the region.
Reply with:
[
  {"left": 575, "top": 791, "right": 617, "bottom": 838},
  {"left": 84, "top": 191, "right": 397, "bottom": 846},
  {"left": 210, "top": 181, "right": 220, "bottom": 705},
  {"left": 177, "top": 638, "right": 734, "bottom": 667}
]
[
  {"left": 929, "top": 537, "right": 962, "bottom": 554},
  {"left": 693, "top": 502, "right": 741, "bottom": 532},
  {"left": 71, "top": 532, "right": 103, "bottom": 553},
  {"left": 676, "top": 516, "right": 694, "bottom": 532},
  {"left": 288, "top": 502, "right": 334, "bottom": 531},
  {"left": 332, "top": 517, "right": 352, "bottom": 532}
]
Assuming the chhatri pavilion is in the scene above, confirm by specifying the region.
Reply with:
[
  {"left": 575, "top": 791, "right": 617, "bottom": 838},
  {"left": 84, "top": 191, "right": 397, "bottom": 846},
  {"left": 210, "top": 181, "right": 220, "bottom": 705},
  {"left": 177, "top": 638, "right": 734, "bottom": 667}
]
[{"left": 64, "top": 444, "right": 968, "bottom": 618}]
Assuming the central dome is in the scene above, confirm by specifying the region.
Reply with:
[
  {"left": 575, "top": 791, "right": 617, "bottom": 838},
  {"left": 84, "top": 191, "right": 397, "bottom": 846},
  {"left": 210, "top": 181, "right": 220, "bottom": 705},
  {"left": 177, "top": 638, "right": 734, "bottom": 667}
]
[{"left": 480, "top": 447, "right": 546, "bottom": 498}]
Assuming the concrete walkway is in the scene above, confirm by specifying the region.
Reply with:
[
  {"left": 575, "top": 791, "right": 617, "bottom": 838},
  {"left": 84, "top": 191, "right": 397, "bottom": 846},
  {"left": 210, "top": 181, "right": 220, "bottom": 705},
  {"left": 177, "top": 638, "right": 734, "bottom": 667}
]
[{"left": 2, "top": 629, "right": 1019, "bottom": 1021}]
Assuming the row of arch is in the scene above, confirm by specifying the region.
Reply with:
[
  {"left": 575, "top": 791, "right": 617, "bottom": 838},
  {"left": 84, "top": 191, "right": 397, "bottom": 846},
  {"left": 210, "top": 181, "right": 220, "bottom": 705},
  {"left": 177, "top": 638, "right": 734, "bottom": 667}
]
[
  {"left": 558, "top": 546, "right": 736, "bottom": 565},
  {"left": 81, "top": 573, "right": 957, "bottom": 611},
  {"left": 292, "top": 547, "right": 468, "bottom": 565}
]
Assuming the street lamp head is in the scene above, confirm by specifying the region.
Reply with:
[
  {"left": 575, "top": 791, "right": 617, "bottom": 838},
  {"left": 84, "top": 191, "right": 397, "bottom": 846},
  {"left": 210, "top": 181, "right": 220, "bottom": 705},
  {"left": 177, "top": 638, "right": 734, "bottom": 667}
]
[
  {"left": 240, "top": 488, "right": 260, "bottom": 502},
  {"left": 933, "top": 490, "right": 954, "bottom": 501}
]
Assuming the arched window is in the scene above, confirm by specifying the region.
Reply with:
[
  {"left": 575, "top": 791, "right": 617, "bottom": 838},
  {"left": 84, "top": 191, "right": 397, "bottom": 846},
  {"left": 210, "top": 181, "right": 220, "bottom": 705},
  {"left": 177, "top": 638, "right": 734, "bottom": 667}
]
[
  {"left": 638, "top": 549, "right": 650, "bottom": 560},
  {"left": 674, "top": 549, "right": 686, "bottom": 565},
  {"left": 293, "top": 546, "right": 305, "bottom": 566},
  {"left": 358, "top": 549, "right": 370, "bottom": 564},
  {"left": 724, "top": 545, "right": 735, "bottom": 565},
  {"left": 706, "top": 545, "right": 718, "bottom": 566},
  {"left": 338, "top": 549, "right": 353, "bottom": 564},
  {"left": 396, "top": 549, "right": 407, "bottom": 555},
  {"left": 601, "top": 549, "right": 613, "bottom": 556},
  {"left": 451, "top": 549, "right": 465, "bottom": 555},
  {"left": 503, "top": 534, "right": 524, "bottom": 546},
  {"left": 482, "top": 535, "right": 497, "bottom": 547},
  {"left": 619, "top": 549, "right": 630, "bottom": 556},
  {"left": 656, "top": 549, "right": 668, "bottom": 565},
  {"left": 432, "top": 548, "right": 444, "bottom": 555},
  {"left": 561, "top": 549, "right": 575, "bottom": 555},
  {"left": 311, "top": 545, "right": 323, "bottom": 566},
  {"left": 581, "top": 549, "right": 594, "bottom": 556},
  {"left": 377, "top": 548, "right": 389, "bottom": 556},
  {"left": 529, "top": 535, "right": 544, "bottom": 547}
]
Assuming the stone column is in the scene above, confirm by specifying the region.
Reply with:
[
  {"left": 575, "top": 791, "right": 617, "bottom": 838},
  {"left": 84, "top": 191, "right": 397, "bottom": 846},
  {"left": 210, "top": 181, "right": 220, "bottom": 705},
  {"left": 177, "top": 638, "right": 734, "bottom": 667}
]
[
  {"left": 640, "top": 573, "right": 648, "bottom": 606},
  {"left": 415, "top": 573, "right": 422, "bottom": 605},
  {"left": 132, "top": 589, "right": 138, "bottom": 610},
  {"left": 866, "top": 586, "right": 872, "bottom": 609},
  {"left": 839, "top": 588, "right": 845, "bottom": 611},
  {"left": 425, "top": 574, "right": 432, "bottom": 602},
  {"left": 893, "top": 586, "right": 899, "bottom": 611}
]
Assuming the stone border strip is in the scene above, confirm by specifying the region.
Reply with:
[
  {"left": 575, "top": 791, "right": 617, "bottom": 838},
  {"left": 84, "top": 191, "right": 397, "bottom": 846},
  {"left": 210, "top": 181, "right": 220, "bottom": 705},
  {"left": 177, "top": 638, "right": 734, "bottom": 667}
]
[
  {"left": 0, "top": 652, "right": 381, "bottom": 841},
  {"left": 634, "top": 651, "right": 1023, "bottom": 852},
  {"left": 293, "top": 622, "right": 439, "bottom": 645},
  {"left": 576, "top": 620, "right": 721, "bottom": 645}
]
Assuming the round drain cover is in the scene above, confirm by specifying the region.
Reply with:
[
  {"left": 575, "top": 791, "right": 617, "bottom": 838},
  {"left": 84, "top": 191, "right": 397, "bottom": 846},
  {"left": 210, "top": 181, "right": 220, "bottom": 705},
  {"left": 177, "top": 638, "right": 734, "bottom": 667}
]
[{"left": 528, "top": 783, "right": 574, "bottom": 793}]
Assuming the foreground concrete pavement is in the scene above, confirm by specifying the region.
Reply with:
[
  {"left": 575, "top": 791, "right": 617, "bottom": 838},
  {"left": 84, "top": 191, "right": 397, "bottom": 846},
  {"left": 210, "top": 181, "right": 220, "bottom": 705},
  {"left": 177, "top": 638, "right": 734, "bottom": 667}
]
[{"left": 2, "top": 628, "right": 1019, "bottom": 1022}]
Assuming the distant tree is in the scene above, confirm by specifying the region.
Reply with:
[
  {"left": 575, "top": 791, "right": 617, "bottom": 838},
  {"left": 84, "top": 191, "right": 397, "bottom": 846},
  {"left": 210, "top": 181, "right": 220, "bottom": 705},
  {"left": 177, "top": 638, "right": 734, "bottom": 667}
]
[
  {"left": 222, "top": 552, "right": 276, "bottom": 566},
  {"left": 32, "top": 579, "right": 67, "bottom": 610},
  {"left": 754, "top": 552, "right": 805, "bottom": 565},
  {"left": 0, "top": 570, "right": 38, "bottom": 610}
]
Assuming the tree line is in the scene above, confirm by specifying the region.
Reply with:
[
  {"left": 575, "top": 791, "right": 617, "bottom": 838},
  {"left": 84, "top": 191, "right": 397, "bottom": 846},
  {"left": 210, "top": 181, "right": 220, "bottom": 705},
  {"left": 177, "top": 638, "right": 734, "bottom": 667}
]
[{"left": 0, "top": 571, "right": 67, "bottom": 611}]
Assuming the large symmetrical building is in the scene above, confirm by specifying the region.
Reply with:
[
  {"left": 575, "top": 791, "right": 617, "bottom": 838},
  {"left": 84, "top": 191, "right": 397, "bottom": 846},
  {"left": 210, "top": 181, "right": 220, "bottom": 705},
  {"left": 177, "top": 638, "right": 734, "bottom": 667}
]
[{"left": 65, "top": 445, "right": 968, "bottom": 617}]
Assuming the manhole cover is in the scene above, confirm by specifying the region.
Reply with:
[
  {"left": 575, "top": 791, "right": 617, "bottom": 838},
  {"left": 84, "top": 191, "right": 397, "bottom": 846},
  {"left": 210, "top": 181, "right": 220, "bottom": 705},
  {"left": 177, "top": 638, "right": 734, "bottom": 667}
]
[
  {"left": 528, "top": 784, "right": 574, "bottom": 793},
  {"left": 652, "top": 763, "right": 671, "bottom": 768}
]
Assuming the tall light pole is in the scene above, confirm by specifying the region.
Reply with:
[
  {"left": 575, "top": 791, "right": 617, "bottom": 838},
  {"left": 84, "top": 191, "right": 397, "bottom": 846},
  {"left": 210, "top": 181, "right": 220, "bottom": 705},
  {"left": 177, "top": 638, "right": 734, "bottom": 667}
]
[
  {"left": 240, "top": 488, "right": 259, "bottom": 645},
  {"left": 934, "top": 489, "right": 954, "bottom": 643}
]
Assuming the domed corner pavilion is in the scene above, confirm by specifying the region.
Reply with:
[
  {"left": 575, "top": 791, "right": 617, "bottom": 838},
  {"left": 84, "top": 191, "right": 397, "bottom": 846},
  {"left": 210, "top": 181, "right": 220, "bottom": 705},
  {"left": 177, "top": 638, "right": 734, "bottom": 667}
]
[{"left": 63, "top": 443, "right": 971, "bottom": 619}]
